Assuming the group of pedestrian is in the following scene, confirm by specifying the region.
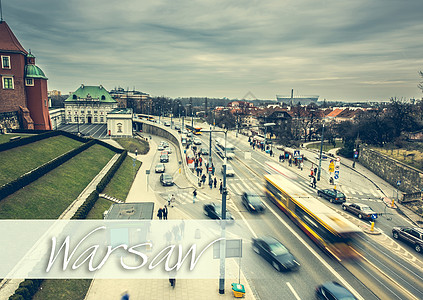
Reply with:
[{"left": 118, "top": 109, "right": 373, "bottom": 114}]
[{"left": 157, "top": 205, "right": 169, "bottom": 220}]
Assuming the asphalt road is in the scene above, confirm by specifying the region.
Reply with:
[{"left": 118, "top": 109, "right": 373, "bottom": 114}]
[{"left": 147, "top": 119, "right": 423, "bottom": 299}]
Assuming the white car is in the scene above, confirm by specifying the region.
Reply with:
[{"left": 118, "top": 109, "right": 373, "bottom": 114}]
[
  {"left": 157, "top": 145, "right": 164, "bottom": 151},
  {"left": 221, "top": 164, "right": 235, "bottom": 177},
  {"left": 155, "top": 163, "right": 165, "bottom": 173},
  {"left": 194, "top": 138, "right": 201, "bottom": 145}
]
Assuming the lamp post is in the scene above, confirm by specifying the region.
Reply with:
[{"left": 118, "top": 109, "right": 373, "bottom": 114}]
[
  {"left": 317, "top": 123, "right": 325, "bottom": 181},
  {"left": 170, "top": 100, "right": 173, "bottom": 129},
  {"left": 76, "top": 112, "right": 79, "bottom": 135}
]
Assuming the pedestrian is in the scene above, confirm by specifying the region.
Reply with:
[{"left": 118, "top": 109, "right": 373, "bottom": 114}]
[
  {"left": 157, "top": 208, "right": 163, "bottom": 220},
  {"left": 314, "top": 167, "right": 318, "bottom": 176},
  {"left": 169, "top": 269, "right": 177, "bottom": 288},
  {"left": 300, "top": 161, "right": 304, "bottom": 171},
  {"left": 219, "top": 180, "right": 223, "bottom": 194},
  {"left": 214, "top": 177, "right": 217, "bottom": 188},
  {"left": 212, "top": 163, "right": 215, "bottom": 175},
  {"left": 179, "top": 220, "right": 185, "bottom": 238},
  {"left": 313, "top": 176, "right": 317, "bottom": 189},
  {"left": 201, "top": 173, "right": 206, "bottom": 185},
  {"left": 163, "top": 205, "right": 168, "bottom": 220},
  {"left": 310, "top": 176, "right": 314, "bottom": 188},
  {"left": 279, "top": 154, "right": 283, "bottom": 162},
  {"left": 199, "top": 157, "right": 203, "bottom": 167},
  {"left": 193, "top": 189, "right": 197, "bottom": 203},
  {"left": 200, "top": 167, "right": 203, "bottom": 175},
  {"left": 289, "top": 158, "right": 292, "bottom": 167},
  {"left": 121, "top": 291, "right": 130, "bottom": 300}
]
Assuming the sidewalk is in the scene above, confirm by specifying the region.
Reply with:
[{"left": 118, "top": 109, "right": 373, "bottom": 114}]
[
  {"left": 85, "top": 135, "right": 256, "bottom": 300},
  {"left": 231, "top": 133, "right": 423, "bottom": 227}
]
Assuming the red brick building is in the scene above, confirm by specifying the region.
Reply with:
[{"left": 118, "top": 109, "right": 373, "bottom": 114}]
[{"left": 0, "top": 20, "right": 51, "bottom": 130}]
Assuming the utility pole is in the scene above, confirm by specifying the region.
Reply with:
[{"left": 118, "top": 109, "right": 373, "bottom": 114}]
[
  {"left": 208, "top": 126, "right": 213, "bottom": 188},
  {"left": 317, "top": 123, "right": 325, "bottom": 181},
  {"left": 219, "top": 129, "right": 228, "bottom": 294}
]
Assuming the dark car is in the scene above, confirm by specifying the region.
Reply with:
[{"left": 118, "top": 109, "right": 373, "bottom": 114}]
[
  {"left": 175, "top": 125, "right": 181, "bottom": 131},
  {"left": 252, "top": 236, "right": 300, "bottom": 272},
  {"left": 392, "top": 226, "right": 423, "bottom": 253},
  {"left": 160, "top": 154, "right": 169, "bottom": 163},
  {"left": 199, "top": 148, "right": 209, "bottom": 156},
  {"left": 317, "top": 189, "right": 346, "bottom": 204},
  {"left": 242, "top": 192, "right": 265, "bottom": 213},
  {"left": 315, "top": 281, "right": 357, "bottom": 300},
  {"left": 160, "top": 174, "right": 174, "bottom": 186},
  {"left": 342, "top": 202, "right": 377, "bottom": 220},
  {"left": 203, "top": 203, "right": 234, "bottom": 222}
]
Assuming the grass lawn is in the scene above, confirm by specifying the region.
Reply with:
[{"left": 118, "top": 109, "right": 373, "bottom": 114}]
[
  {"left": 33, "top": 279, "right": 91, "bottom": 300},
  {"left": 0, "top": 135, "right": 82, "bottom": 186},
  {"left": 0, "top": 133, "right": 32, "bottom": 144},
  {"left": 114, "top": 137, "right": 149, "bottom": 154},
  {"left": 102, "top": 156, "right": 141, "bottom": 201},
  {"left": 33, "top": 157, "right": 141, "bottom": 299},
  {"left": 306, "top": 140, "right": 344, "bottom": 151},
  {"left": 0, "top": 144, "right": 115, "bottom": 219}
]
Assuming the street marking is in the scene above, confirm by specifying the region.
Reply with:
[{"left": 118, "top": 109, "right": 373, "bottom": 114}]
[
  {"left": 376, "top": 189, "right": 385, "bottom": 198},
  {"left": 286, "top": 282, "right": 301, "bottom": 300}
]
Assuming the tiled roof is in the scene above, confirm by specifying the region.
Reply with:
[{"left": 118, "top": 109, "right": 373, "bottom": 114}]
[
  {"left": 0, "top": 21, "right": 27, "bottom": 54},
  {"left": 326, "top": 108, "right": 343, "bottom": 118}
]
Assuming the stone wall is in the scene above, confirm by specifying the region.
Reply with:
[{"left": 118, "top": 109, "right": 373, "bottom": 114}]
[{"left": 360, "top": 146, "right": 423, "bottom": 194}]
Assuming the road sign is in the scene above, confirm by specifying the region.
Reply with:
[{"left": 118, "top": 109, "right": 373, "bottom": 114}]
[
  {"left": 354, "top": 151, "right": 358, "bottom": 158},
  {"left": 334, "top": 170, "right": 339, "bottom": 180},
  {"left": 294, "top": 150, "right": 300, "bottom": 158},
  {"left": 396, "top": 180, "right": 401, "bottom": 186},
  {"left": 329, "top": 161, "right": 335, "bottom": 172},
  {"left": 146, "top": 170, "right": 150, "bottom": 175},
  {"left": 213, "top": 239, "right": 242, "bottom": 258},
  {"left": 336, "top": 157, "right": 341, "bottom": 162},
  {"left": 371, "top": 214, "right": 378, "bottom": 220}
]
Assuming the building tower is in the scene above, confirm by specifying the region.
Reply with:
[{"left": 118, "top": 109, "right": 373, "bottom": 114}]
[{"left": 0, "top": 20, "right": 51, "bottom": 130}]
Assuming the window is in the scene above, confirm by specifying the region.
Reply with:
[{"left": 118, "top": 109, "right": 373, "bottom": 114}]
[
  {"left": 73, "top": 95, "right": 77, "bottom": 99},
  {"left": 100, "top": 117, "right": 104, "bottom": 123},
  {"left": 2, "top": 56, "right": 11, "bottom": 69},
  {"left": 25, "top": 78, "right": 34, "bottom": 86},
  {"left": 101, "top": 95, "right": 106, "bottom": 100},
  {"left": 117, "top": 123, "right": 123, "bottom": 133},
  {"left": 2, "top": 77, "right": 14, "bottom": 89}
]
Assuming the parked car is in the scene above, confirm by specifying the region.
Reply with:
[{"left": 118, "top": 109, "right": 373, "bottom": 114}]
[
  {"left": 317, "top": 189, "right": 346, "bottom": 204},
  {"left": 252, "top": 236, "right": 300, "bottom": 272},
  {"left": 174, "top": 125, "right": 181, "bottom": 131},
  {"left": 187, "top": 132, "right": 193, "bottom": 137},
  {"left": 194, "top": 137, "right": 202, "bottom": 145},
  {"left": 203, "top": 203, "right": 234, "bottom": 222},
  {"left": 221, "top": 164, "right": 235, "bottom": 177},
  {"left": 315, "top": 282, "right": 357, "bottom": 300},
  {"left": 160, "top": 174, "right": 174, "bottom": 186},
  {"left": 199, "top": 148, "right": 209, "bottom": 156},
  {"left": 342, "top": 202, "right": 377, "bottom": 220},
  {"left": 242, "top": 192, "right": 265, "bottom": 213},
  {"left": 392, "top": 226, "right": 423, "bottom": 253},
  {"left": 160, "top": 154, "right": 169, "bottom": 163},
  {"left": 155, "top": 163, "right": 165, "bottom": 173},
  {"left": 182, "top": 129, "right": 188, "bottom": 135},
  {"left": 157, "top": 145, "right": 164, "bottom": 151},
  {"left": 164, "top": 121, "right": 171, "bottom": 127},
  {"left": 161, "top": 141, "right": 169, "bottom": 148}
]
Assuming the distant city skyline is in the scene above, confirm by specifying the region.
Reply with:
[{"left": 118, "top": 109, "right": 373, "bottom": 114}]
[{"left": 2, "top": 0, "right": 423, "bottom": 102}]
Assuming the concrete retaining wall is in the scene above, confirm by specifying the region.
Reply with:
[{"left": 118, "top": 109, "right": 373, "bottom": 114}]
[
  {"left": 360, "top": 146, "right": 423, "bottom": 193},
  {"left": 133, "top": 119, "right": 199, "bottom": 187}
]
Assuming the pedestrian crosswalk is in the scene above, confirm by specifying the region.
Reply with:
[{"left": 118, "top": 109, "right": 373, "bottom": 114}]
[{"left": 160, "top": 177, "right": 384, "bottom": 207}]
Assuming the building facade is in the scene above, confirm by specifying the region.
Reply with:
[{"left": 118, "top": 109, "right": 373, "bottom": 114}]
[
  {"left": 0, "top": 20, "right": 51, "bottom": 130},
  {"left": 64, "top": 85, "right": 117, "bottom": 124},
  {"left": 107, "top": 108, "right": 133, "bottom": 137}
]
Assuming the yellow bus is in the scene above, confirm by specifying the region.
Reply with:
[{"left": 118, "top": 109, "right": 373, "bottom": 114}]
[{"left": 264, "top": 174, "right": 362, "bottom": 261}]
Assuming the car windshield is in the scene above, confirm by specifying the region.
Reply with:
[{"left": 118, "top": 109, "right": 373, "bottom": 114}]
[
  {"left": 269, "top": 242, "right": 289, "bottom": 256},
  {"left": 361, "top": 206, "right": 373, "bottom": 212},
  {"left": 247, "top": 194, "right": 262, "bottom": 204},
  {"left": 156, "top": 164, "right": 164, "bottom": 168},
  {"left": 335, "top": 191, "right": 345, "bottom": 197},
  {"left": 163, "top": 175, "right": 172, "bottom": 180},
  {"left": 226, "top": 165, "right": 233, "bottom": 171}
]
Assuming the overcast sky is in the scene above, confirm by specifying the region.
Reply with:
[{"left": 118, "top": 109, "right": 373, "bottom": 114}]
[{"left": 3, "top": 0, "right": 423, "bottom": 101}]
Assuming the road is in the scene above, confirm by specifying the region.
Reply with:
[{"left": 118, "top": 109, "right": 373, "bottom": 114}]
[{"left": 147, "top": 119, "right": 423, "bottom": 299}]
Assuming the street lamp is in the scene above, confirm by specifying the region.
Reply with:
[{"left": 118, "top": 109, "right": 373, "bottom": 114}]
[{"left": 317, "top": 123, "right": 325, "bottom": 181}]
